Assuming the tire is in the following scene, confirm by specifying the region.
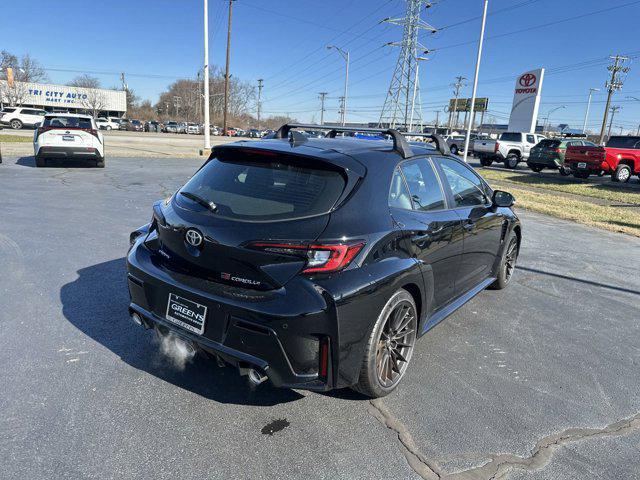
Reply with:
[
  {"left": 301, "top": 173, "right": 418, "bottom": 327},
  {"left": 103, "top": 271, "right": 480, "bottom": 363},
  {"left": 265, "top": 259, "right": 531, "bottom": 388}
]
[
  {"left": 95, "top": 159, "right": 105, "bottom": 168},
  {"left": 10, "top": 119, "right": 23, "bottom": 130},
  {"left": 559, "top": 166, "right": 570, "bottom": 176},
  {"left": 480, "top": 157, "right": 493, "bottom": 167},
  {"left": 450, "top": 145, "right": 459, "bottom": 155},
  {"left": 352, "top": 289, "right": 418, "bottom": 398},
  {"left": 504, "top": 154, "right": 519, "bottom": 169},
  {"left": 573, "top": 170, "right": 590, "bottom": 179},
  {"left": 612, "top": 164, "right": 631, "bottom": 183},
  {"left": 530, "top": 165, "right": 544, "bottom": 173},
  {"left": 35, "top": 156, "right": 46, "bottom": 167},
  {"left": 489, "top": 231, "right": 519, "bottom": 290}
]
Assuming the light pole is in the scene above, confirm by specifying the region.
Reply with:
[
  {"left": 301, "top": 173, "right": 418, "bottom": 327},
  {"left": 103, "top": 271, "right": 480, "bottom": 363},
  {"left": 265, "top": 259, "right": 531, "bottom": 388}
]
[
  {"left": 463, "top": 0, "right": 488, "bottom": 162},
  {"left": 409, "top": 55, "right": 429, "bottom": 132},
  {"left": 543, "top": 105, "right": 565, "bottom": 134},
  {"left": 203, "top": 0, "right": 211, "bottom": 149},
  {"left": 327, "top": 45, "right": 349, "bottom": 126},
  {"left": 582, "top": 88, "right": 599, "bottom": 134},
  {"left": 627, "top": 97, "right": 640, "bottom": 135}
]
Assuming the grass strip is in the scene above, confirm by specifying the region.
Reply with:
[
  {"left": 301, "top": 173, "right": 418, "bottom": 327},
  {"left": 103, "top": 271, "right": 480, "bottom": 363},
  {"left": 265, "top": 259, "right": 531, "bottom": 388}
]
[
  {"left": 480, "top": 168, "right": 640, "bottom": 205},
  {"left": 488, "top": 181, "right": 640, "bottom": 237}
]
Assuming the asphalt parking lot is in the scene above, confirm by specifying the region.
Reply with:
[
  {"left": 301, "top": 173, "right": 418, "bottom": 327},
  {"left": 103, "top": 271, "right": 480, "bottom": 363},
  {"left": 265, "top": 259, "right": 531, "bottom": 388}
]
[{"left": 1, "top": 156, "right": 639, "bottom": 480}]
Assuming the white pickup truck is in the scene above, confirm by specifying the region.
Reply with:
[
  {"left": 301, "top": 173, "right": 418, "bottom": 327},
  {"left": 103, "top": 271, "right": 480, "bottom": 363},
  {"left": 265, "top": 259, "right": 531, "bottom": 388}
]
[{"left": 474, "top": 132, "right": 546, "bottom": 168}]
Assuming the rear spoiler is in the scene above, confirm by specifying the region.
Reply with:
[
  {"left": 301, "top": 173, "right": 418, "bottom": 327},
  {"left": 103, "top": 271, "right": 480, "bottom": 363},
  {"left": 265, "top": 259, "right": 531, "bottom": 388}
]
[{"left": 275, "top": 123, "right": 447, "bottom": 157}]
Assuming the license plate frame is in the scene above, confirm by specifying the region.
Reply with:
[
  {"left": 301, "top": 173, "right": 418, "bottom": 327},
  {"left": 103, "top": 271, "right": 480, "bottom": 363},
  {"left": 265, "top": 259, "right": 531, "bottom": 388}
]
[
  {"left": 577, "top": 162, "right": 587, "bottom": 169},
  {"left": 62, "top": 135, "right": 75, "bottom": 142},
  {"left": 165, "top": 293, "right": 207, "bottom": 335}
]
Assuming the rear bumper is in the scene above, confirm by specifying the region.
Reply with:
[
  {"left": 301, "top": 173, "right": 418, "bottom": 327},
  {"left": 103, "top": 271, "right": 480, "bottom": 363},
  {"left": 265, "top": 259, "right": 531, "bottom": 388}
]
[
  {"left": 527, "top": 156, "right": 561, "bottom": 168},
  {"left": 126, "top": 238, "right": 340, "bottom": 391},
  {"left": 36, "top": 146, "right": 103, "bottom": 160},
  {"left": 566, "top": 160, "right": 608, "bottom": 172}
]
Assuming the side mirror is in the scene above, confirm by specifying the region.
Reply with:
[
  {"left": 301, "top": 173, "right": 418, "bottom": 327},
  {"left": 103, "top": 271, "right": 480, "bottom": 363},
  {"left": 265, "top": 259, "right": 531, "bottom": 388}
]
[
  {"left": 34, "top": 122, "right": 42, "bottom": 128},
  {"left": 492, "top": 190, "right": 515, "bottom": 208}
]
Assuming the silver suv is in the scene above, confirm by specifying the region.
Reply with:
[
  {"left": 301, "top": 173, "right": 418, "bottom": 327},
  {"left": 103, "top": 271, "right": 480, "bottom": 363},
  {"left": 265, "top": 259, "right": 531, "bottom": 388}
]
[{"left": 0, "top": 107, "right": 48, "bottom": 129}]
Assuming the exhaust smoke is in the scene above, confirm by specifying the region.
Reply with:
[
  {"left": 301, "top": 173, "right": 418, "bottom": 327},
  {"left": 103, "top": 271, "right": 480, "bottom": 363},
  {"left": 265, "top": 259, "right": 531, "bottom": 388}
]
[{"left": 154, "top": 329, "right": 196, "bottom": 370}]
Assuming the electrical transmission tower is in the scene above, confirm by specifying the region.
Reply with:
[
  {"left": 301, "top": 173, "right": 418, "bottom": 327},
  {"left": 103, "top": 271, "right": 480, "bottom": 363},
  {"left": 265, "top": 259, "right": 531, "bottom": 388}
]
[{"left": 378, "top": 0, "right": 436, "bottom": 131}]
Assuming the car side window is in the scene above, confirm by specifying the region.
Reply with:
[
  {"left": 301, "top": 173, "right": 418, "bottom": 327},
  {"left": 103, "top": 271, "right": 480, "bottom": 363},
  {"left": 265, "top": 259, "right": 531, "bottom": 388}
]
[
  {"left": 399, "top": 159, "right": 445, "bottom": 212},
  {"left": 388, "top": 167, "right": 413, "bottom": 210},
  {"left": 526, "top": 134, "right": 535, "bottom": 144},
  {"left": 436, "top": 157, "right": 488, "bottom": 208}
]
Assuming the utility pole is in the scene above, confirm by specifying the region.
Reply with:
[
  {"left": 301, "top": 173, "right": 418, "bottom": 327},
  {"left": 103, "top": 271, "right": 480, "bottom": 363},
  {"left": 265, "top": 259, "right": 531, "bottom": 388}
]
[
  {"left": 173, "top": 96, "right": 182, "bottom": 117},
  {"left": 319, "top": 92, "right": 328, "bottom": 125},
  {"left": 378, "top": 0, "right": 437, "bottom": 129},
  {"left": 433, "top": 110, "right": 440, "bottom": 130},
  {"left": 327, "top": 46, "right": 349, "bottom": 126},
  {"left": 257, "top": 78, "right": 263, "bottom": 130},
  {"left": 607, "top": 105, "right": 621, "bottom": 140},
  {"left": 203, "top": 0, "right": 211, "bottom": 149},
  {"left": 582, "top": 88, "right": 599, "bottom": 134},
  {"left": 447, "top": 76, "right": 466, "bottom": 134},
  {"left": 599, "top": 55, "right": 630, "bottom": 144},
  {"left": 222, "top": 0, "right": 235, "bottom": 135}
]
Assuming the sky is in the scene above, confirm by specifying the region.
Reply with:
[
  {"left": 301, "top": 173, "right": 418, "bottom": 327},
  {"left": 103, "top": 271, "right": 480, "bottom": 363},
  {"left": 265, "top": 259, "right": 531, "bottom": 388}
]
[{"left": 2, "top": 0, "right": 640, "bottom": 133}]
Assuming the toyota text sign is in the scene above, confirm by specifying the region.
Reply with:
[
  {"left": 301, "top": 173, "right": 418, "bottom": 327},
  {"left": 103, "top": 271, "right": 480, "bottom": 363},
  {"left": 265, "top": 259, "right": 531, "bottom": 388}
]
[{"left": 508, "top": 68, "right": 544, "bottom": 133}]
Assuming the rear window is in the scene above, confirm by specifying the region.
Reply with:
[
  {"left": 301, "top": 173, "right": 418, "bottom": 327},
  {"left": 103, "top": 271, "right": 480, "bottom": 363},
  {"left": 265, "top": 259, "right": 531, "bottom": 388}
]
[
  {"left": 1, "top": 108, "right": 16, "bottom": 113},
  {"left": 606, "top": 136, "right": 640, "bottom": 149},
  {"left": 500, "top": 132, "right": 522, "bottom": 142},
  {"left": 537, "top": 139, "right": 561, "bottom": 148},
  {"left": 44, "top": 116, "right": 93, "bottom": 128},
  {"left": 177, "top": 153, "right": 346, "bottom": 221}
]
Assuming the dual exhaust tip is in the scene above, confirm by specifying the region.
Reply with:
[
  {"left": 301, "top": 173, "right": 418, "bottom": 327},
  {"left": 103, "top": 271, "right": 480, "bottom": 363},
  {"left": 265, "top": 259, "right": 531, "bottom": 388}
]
[{"left": 130, "top": 311, "right": 268, "bottom": 386}]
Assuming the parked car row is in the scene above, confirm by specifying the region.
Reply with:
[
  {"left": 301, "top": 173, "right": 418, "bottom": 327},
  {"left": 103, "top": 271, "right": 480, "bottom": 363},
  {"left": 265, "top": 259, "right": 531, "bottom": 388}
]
[{"left": 472, "top": 131, "right": 640, "bottom": 183}]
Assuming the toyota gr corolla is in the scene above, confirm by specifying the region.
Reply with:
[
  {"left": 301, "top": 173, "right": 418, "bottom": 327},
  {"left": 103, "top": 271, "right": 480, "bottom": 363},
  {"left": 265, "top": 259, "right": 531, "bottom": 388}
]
[{"left": 126, "top": 124, "right": 521, "bottom": 398}]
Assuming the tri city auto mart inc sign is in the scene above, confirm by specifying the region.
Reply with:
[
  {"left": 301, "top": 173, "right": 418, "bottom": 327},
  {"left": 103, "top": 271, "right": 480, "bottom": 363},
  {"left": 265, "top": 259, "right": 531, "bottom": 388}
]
[
  {"left": 27, "top": 86, "right": 89, "bottom": 104},
  {"left": 1, "top": 81, "right": 127, "bottom": 111}
]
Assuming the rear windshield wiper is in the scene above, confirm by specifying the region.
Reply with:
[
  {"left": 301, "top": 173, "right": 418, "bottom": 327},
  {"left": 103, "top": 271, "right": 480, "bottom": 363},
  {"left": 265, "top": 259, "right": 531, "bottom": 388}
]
[{"left": 179, "top": 191, "right": 218, "bottom": 213}]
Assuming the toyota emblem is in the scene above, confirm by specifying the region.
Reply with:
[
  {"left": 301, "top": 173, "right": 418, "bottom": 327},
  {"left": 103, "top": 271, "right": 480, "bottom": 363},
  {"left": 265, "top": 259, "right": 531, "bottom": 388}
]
[
  {"left": 519, "top": 73, "right": 536, "bottom": 87},
  {"left": 185, "top": 229, "right": 203, "bottom": 247}
]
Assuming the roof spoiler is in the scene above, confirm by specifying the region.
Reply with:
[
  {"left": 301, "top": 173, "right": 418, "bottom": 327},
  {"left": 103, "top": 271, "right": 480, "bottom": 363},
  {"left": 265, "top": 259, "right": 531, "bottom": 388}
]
[{"left": 274, "top": 123, "right": 447, "bottom": 157}]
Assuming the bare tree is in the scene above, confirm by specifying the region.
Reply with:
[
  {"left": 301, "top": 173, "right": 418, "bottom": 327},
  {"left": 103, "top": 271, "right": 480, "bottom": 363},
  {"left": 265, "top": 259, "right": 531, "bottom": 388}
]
[
  {"left": 0, "top": 79, "right": 28, "bottom": 106},
  {"left": 17, "top": 54, "right": 48, "bottom": 82},
  {"left": 68, "top": 74, "right": 101, "bottom": 89},
  {"left": 81, "top": 89, "right": 107, "bottom": 118}
]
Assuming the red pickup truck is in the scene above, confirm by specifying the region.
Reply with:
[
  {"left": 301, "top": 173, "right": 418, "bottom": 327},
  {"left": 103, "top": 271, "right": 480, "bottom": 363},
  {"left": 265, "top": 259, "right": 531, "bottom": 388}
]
[{"left": 565, "top": 136, "right": 640, "bottom": 182}]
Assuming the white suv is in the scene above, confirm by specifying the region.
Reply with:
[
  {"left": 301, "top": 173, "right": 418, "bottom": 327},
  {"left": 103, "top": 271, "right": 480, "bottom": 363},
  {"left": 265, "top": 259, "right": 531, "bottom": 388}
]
[
  {"left": 95, "top": 117, "right": 120, "bottom": 130},
  {"left": 0, "top": 107, "right": 48, "bottom": 129},
  {"left": 34, "top": 113, "right": 105, "bottom": 167}
]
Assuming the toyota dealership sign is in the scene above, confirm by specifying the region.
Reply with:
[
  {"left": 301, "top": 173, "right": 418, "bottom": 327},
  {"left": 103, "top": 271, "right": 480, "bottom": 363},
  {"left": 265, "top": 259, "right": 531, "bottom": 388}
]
[{"left": 508, "top": 68, "right": 544, "bottom": 133}]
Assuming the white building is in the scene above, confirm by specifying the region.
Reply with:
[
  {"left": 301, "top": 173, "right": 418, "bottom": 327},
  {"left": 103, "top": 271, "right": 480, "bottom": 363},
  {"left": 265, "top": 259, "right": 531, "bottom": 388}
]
[{"left": 0, "top": 80, "right": 127, "bottom": 117}]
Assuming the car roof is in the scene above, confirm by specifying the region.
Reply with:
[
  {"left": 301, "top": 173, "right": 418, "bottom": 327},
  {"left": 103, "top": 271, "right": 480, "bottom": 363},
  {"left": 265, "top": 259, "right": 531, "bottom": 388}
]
[
  {"left": 216, "top": 137, "right": 442, "bottom": 165},
  {"left": 44, "top": 113, "right": 92, "bottom": 119}
]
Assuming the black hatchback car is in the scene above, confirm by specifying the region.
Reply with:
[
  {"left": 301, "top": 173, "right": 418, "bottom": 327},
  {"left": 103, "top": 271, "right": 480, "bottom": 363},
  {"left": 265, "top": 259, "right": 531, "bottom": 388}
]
[{"left": 126, "top": 124, "right": 521, "bottom": 398}]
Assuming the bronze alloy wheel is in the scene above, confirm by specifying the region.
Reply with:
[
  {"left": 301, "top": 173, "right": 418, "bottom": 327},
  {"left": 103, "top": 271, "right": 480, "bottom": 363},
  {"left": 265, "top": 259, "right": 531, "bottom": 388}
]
[
  {"left": 375, "top": 298, "right": 417, "bottom": 389},
  {"left": 504, "top": 236, "right": 518, "bottom": 283}
]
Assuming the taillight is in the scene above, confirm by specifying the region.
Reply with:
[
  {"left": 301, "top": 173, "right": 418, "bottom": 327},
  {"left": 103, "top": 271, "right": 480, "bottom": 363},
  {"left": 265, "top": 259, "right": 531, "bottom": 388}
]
[
  {"left": 555, "top": 148, "right": 562, "bottom": 153},
  {"left": 248, "top": 242, "right": 365, "bottom": 274},
  {"left": 494, "top": 141, "right": 499, "bottom": 153},
  {"left": 82, "top": 128, "right": 101, "bottom": 142}
]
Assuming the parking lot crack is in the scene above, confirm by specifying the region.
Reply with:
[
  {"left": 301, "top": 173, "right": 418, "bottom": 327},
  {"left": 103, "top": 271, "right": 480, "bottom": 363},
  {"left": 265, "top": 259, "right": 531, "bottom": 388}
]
[
  {"left": 368, "top": 400, "right": 640, "bottom": 480},
  {"left": 455, "top": 412, "right": 640, "bottom": 480},
  {"left": 368, "top": 399, "right": 442, "bottom": 480}
]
